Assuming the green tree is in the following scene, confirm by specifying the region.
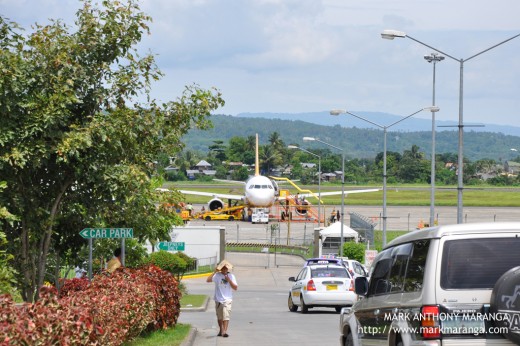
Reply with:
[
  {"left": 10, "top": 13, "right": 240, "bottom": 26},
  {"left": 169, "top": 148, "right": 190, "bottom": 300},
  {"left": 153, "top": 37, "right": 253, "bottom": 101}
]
[
  {"left": 0, "top": 1, "right": 224, "bottom": 301},
  {"left": 260, "top": 144, "right": 282, "bottom": 174},
  {"left": 208, "top": 140, "right": 227, "bottom": 162}
]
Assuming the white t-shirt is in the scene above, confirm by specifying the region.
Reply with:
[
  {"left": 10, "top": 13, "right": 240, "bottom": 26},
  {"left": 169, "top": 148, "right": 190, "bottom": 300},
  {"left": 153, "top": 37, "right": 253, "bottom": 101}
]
[{"left": 212, "top": 272, "right": 237, "bottom": 302}]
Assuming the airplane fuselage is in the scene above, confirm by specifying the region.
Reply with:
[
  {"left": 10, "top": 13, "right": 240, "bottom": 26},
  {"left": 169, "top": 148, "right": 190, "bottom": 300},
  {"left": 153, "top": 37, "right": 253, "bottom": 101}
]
[{"left": 244, "top": 175, "right": 276, "bottom": 207}]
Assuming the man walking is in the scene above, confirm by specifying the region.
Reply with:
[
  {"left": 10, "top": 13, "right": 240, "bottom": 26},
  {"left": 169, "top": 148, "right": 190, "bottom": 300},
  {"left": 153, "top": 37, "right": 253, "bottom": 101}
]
[{"left": 206, "top": 259, "right": 238, "bottom": 337}]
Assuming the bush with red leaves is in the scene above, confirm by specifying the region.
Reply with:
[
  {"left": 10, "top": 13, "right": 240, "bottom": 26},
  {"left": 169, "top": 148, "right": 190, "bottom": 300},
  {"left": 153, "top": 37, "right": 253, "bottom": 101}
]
[
  {"left": 0, "top": 265, "right": 181, "bottom": 346},
  {"left": 59, "top": 277, "right": 90, "bottom": 298}
]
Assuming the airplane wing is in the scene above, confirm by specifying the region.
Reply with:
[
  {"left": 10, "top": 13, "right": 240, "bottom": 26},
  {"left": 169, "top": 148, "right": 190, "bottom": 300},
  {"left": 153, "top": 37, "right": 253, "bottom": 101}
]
[
  {"left": 156, "top": 187, "right": 245, "bottom": 201},
  {"left": 297, "top": 188, "right": 380, "bottom": 198},
  {"left": 213, "top": 179, "right": 246, "bottom": 185},
  {"left": 178, "top": 190, "right": 245, "bottom": 201}
]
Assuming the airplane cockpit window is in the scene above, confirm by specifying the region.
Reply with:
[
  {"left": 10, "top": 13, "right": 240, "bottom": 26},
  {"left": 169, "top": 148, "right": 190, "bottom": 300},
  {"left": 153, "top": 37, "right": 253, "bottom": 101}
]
[
  {"left": 254, "top": 185, "right": 261, "bottom": 189},
  {"left": 249, "top": 185, "right": 254, "bottom": 189},
  {"left": 261, "top": 185, "right": 268, "bottom": 189},
  {"left": 268, "top": 185, "right": 273, "bottom": 189}
]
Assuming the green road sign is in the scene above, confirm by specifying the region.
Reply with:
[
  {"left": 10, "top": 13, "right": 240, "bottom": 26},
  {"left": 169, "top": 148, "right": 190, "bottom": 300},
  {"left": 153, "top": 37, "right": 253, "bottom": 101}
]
[
  {"left": 157, "top": 241, "right": 185, "bottom": 251},
  {"left": 80, "top": 228, "right": 133, "bottom": 239}
]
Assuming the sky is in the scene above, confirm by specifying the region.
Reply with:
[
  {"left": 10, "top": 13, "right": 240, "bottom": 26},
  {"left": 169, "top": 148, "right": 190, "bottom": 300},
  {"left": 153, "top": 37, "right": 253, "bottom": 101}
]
[{"left": 2, "top": 0, "right": 520, "bottom": 127}]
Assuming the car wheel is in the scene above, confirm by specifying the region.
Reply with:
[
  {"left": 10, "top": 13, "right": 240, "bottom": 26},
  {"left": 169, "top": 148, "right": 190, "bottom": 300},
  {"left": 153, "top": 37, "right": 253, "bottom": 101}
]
[
  {"left": 300, "top": 295, "right": 309, "bottom": 314},
  {"left": 344, "top": 332, "right": 354, "bottom": 346},
  {"left": 228, "top": 216, "right": 234, "bottom": 221},
  {"left": 205, "top": 216, "right": 211, "bottom": 221},
  {"left": 288, "top": 293, "right": 298, "bottom": 312},
  {"left": 490, "top": 266, "right": 520, "bottom": 344}
]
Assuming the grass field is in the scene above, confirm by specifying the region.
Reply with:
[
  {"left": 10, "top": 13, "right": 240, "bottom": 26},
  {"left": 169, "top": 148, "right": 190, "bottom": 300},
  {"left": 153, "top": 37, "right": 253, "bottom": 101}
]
[{"left": 166, "top": 182, "right": 520, "bottom": 207}]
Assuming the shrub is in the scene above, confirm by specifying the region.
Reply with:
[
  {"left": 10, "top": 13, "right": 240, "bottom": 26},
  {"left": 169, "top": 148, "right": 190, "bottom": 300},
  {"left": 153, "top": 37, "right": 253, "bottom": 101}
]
[
  {"left": 59, "top": 277, "right": 90, "bottom": 298},
  {"left": 342, "top": 242, "right": 366, "bottom": 262},
  {"left": 143, "top": 251, "right": 194, "bottom": 280},
  {"left": 0, "top": 265, "right": 181, "bottom": 345}
]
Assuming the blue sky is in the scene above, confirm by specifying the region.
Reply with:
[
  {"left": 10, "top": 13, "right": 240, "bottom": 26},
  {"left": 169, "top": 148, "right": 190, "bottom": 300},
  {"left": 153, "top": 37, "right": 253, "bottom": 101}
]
[{"left": 2, "top": 0, "right": 520, "bottom": 126}]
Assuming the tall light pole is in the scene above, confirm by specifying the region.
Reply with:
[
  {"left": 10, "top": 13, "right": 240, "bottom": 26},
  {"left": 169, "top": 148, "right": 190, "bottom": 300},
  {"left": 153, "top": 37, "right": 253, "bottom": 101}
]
[
  {"left": 330, "top": 107, "right": 439, "bottom": 246},
  {"left": 303, "top": 137, "right": 345, "bottom": 255},
  {"left": 382, "top": 29, "right": 520, "bottom": 224},
  {"left": 424, "top": 52, "right": 444, "bottom": 227},
  {"left": 288, "top": 145, "right": 322, "bottom": 228}
]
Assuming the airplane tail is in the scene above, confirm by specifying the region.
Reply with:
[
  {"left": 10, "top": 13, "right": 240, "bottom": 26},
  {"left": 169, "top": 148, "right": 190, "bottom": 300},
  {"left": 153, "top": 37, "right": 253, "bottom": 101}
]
[{"left": 255, "top": 133, "right": 260, "bottom": 176}]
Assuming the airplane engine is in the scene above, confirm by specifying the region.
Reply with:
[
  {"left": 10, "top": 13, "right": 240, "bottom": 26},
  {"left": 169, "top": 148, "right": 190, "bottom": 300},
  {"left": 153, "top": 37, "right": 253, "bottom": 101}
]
[{"left": 208, "top": 198, "right": 225, "bottom": 211}]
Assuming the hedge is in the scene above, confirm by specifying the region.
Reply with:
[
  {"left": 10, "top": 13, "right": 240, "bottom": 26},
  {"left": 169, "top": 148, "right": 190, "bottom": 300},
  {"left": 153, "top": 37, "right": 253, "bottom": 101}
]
[{"left": 0, "top": 264, "right": 181, "bottom": 345}]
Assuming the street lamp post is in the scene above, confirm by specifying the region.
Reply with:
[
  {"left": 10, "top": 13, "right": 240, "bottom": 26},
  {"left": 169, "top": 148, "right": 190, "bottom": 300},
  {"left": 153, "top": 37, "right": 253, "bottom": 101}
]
[
  {"left": 382, "top": 29, "right": 520, "bottom": 224},
  {"left": 424, "top": 52, "right": 444, "bottom": 227},
  {"left": 288, "top": 145, "right": 322, "bottom": 228},
  {"left": 303, "top": 137, "right": 346, "bottom": 255},
  {"left": 330, "top": 107, "right": 439, "bottom": 246}
]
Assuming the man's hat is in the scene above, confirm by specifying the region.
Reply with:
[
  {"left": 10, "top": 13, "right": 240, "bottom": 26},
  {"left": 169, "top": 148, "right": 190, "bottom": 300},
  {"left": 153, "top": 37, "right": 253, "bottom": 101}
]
[{"left": 216, "top": 259, "right": 233, "bottom": 270}]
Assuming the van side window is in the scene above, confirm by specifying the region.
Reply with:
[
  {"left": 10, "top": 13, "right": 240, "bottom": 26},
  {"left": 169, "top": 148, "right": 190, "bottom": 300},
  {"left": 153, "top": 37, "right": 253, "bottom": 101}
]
[
  {"left": 388, "top": 243, "right": 413, "bottom": 292},
  {"left": 367, "top": 249, "right": 392, "bottom": 296},
  {"left": 368, "top": 240, "right": 430, "bottom": 296},
  {"left": 404, "top": 240, "right": 430, "bottom": 292}
]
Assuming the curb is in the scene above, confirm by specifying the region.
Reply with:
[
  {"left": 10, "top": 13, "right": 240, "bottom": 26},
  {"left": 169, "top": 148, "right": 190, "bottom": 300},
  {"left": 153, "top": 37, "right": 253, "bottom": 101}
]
[
  {"left": 183, "top": 273, "right": 211, "bottom": 279},
  {"left": 180, "top": 327, "right": 197, "bottom": 346},
  {"left": 180, "top": 296, "right": 210, "bottom": 312}
]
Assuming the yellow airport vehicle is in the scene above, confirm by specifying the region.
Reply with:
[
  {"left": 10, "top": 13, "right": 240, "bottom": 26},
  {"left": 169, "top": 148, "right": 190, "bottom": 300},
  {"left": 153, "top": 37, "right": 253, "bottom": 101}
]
[{"left": 200, "top": 205, "right": 245, "bottom": 221}]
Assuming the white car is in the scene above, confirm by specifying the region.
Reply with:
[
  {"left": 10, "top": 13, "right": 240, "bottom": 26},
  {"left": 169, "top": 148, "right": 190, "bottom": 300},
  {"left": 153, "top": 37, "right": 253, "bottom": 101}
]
[
  {"left": 288, "top": 264, "right": 357, "bottom": 313},
  {"left": 340, "top": 259, "right": 369, "bottom": 279}
]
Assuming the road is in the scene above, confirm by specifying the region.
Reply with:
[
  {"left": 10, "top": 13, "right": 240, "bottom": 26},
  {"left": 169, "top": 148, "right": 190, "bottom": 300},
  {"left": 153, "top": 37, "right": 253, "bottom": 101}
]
[
  {"left": 179, "top": 253, "right": 341, "bottom": 346},
  {"left": 179, "top": 205, "right": 520, "bottom": 345}
]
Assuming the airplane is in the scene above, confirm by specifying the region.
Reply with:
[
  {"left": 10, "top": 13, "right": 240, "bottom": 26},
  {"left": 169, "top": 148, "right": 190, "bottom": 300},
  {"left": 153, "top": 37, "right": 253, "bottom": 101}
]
[{"left": 161, "top": 134, "right": 379, "bottom": 214}]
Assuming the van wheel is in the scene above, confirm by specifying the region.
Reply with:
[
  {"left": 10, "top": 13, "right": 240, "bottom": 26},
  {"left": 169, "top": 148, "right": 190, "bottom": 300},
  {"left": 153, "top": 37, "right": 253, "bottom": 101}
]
[
  {"left": 490, "top": 266, "right": 520, "bottom": 344},
  {"left": 228, "top": 216, "right": 234, "bottom": 221},
  {"left": 205, "top": 216, "right": 211, "bottom": 221},
  {"left": 301, "top": 296, "right": 309, "bottom": 313},
  {"left": 288, "top": 294, "right": 298, "bottom": 312},
  {"left": 344, "top": 332, "right": 354, "bottom": 346}
]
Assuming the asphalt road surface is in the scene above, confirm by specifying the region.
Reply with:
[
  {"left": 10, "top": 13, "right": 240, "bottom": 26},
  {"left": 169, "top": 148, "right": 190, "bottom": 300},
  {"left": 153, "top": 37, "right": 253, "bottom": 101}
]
[{"left": 180, "top": 253, "right": 343, "bottom": 346}]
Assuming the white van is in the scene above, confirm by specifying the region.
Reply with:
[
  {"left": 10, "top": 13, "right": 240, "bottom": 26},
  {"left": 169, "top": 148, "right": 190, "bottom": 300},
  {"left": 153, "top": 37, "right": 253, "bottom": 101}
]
[{"left": 339, "top": 222, "right": 520, "bottom": 346}]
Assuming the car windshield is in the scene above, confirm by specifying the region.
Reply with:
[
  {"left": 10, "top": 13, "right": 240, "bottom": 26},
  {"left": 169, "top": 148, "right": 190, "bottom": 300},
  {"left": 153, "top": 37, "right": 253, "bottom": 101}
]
[
  {"left": 441, "top": 237, "right": 520, "bottom": 289},
  {"left": 311, "top": 267, "right": 349, "bottom": 278}
]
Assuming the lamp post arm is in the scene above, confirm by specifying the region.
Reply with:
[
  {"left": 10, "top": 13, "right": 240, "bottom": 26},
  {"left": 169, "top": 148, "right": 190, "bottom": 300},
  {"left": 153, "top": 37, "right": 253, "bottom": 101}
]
[
  {"left": 386, "top": 108, "right": 426, "bottom": 129},
  {"left": 345, "top": 111, "right": 384, "bottom": 129},
  {"left": 465, "top": 33, "right": 520, "bottom": 62},
  {"left": 405, "top": 35, "right": 459, "bottom": 62},
  {"left": 315, "top": 138, "right": 342, "bottom": 152}
]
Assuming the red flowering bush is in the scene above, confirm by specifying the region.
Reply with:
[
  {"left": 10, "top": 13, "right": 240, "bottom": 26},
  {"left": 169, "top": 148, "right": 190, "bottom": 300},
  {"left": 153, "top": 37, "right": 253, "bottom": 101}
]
[{"left": 0, "top": 265, "right": 181, "bottom": 345}]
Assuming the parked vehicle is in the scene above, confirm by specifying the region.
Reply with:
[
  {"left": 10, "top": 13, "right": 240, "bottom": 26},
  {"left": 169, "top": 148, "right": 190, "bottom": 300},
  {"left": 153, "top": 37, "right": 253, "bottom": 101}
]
[
  {"left": 340, "top": 258, "right": 369, "bottom": 279},
  {"left": 339, "top": 222, "right": 520, "bottom": 346},
  {"left": 288, "top": 264, "right": 356, "bottom": 313}
]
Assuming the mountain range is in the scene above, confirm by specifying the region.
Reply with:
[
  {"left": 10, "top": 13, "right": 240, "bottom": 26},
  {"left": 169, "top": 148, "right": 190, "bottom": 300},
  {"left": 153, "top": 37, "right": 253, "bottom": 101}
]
[{"left": 182, "top": 112, "right": 520, "bottom": 162}]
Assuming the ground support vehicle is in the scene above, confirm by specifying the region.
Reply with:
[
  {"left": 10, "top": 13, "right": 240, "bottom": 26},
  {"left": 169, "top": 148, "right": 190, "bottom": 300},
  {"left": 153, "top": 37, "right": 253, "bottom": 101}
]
[
  {"left": 251, "top": 208, "right": 269, "bottom": 224},
  {"left": 288, "top": 264, "right": 356, "bottom": 314},
  {"left": 339, "top": 222, "right": 520, "bottom": 346},
  {"left": 200, "top": 205, "right": 244, "bottom": 221}
]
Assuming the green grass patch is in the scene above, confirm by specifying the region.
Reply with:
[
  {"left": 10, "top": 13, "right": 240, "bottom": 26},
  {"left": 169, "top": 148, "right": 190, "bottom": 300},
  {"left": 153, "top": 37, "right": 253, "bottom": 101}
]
[
  {"left": 123, "top": 323, "right": 191, "bottom": 346},
  {"left": 170, "top": 182, "right": 520, "bottom": 207},
  {"left": 180, "top": 294, "right": 207, "bottom": 309}
]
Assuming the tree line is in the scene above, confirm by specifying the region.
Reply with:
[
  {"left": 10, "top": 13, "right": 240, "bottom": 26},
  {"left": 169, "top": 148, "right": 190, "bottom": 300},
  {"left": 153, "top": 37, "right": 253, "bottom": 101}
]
[{"left": 164, "top": 132, "right": 520, "bottom": 186}]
